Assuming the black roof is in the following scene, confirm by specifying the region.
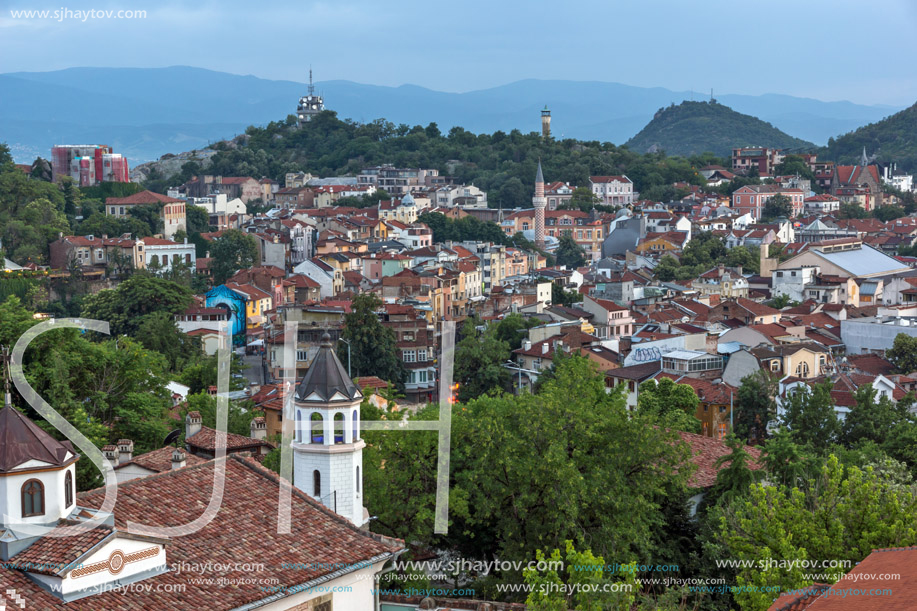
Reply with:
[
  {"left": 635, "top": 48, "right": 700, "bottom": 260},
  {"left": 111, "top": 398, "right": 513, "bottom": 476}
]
[
  {"left": 295, "top": 333, "right": 362, "bottom": 402},
  {"left": 0, "top": 404, "right": 76, "bottom": 473}
]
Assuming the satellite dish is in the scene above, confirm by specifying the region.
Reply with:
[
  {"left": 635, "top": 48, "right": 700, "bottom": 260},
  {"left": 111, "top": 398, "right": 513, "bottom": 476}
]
[
  {"left": 162, "top": 429, "right": 182, "bottom": 448},
  {"left": 681, "top": 316, "right": 690, "bottom": 324}
]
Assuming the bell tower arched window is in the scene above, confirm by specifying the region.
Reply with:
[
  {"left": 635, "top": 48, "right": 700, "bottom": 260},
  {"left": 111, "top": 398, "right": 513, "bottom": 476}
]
[
  {"left": 334, "top": 413, "right": 344, "bottom": 444},
  {"left": 65, "top": 471, "right": 74, "bottom": 508},
  {"left": 353, "top": 409, "right": 359, "bottom": 441},
  {"left": 22, "top": 479, "right": 44, "bottom": 517},
  {"left": 310, "top": 413, "right": 323, "bottom": 444}
]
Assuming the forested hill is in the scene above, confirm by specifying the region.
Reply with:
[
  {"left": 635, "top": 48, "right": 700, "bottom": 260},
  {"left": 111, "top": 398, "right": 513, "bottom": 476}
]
[
  {"left": 141, "top": 111, "right": 726, "bottom": 207},
  {"left": 624, "top": 100, "right": 814, "bottom": 157},
  {"left": 821, "top": 101, "right": 917, "bottom": 171}
]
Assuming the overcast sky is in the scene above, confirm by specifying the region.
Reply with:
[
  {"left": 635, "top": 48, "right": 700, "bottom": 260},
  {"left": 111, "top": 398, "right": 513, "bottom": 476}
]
[{"left": 2, "top": 0, "right": 916, "bottom": 106}]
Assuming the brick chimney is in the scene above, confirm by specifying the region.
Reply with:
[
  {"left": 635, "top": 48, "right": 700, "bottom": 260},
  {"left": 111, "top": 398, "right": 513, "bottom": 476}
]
[
  {"left": 102, "top": 445, "right": 119, "bottom": 468},
  {"left": 117, "top": 439, "right": 134, "bottom": 464},
  {"left": 250, "top": 416, "right": 267, "bottom": 441},
  {"left": 171, "top": 448, "right": 187, "bottom": 470},
  {"left": 186, "top": 411, "right": 202, "bottom": 439}
]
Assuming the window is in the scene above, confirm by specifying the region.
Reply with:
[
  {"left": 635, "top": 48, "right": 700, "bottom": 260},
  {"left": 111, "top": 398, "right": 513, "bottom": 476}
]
[
  {"left": 353, "top": 409, "right": 359, "bottom": 441},
  {"left": 334, "top": 413, "right": 344, "bottom": 444},
  {"left": 313, "top": 470, "right": 321, "bottom": 497},
  {"left": 356, "top": 466, "right": 360, "bottom": 494},
  {"left": 297, "top": 350, "right": 308, "bottom": 362},
  {"left": 65, "top": 471, "right": 73, "bottom": 508},
  {"left": 418, "top": 349, "right": 427, "bottom": 362},
  {"left": 403, "top": 350, "right": 416, "bottom": 363},
  {"left": 22, "top": 479, "right": 44, "bottom": 517},
  {"left": 296, "top": 411, "right": 303, "bottom": 443},
  {"left": 310, "top": 413, "right": 323, "bottom": 443},
  {"left": 770, "top": 360, "right": 780, "bottom": 372}
]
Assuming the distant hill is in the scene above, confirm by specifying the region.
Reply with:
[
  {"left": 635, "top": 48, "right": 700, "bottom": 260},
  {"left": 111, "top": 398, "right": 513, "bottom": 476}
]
[
  {"left": 624, "top": 101, "right": 815, "bottom": 157},
  {"left": 0, "top": 66, "right": 898, "bottom": 163},
  {"left": 821, "top": 102, "right": 917, "bottom": 171}
]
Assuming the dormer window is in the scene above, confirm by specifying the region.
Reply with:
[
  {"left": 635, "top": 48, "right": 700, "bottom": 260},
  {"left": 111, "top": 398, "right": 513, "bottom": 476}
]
[{"left": 22, "top": 479, "right": 44, "bottom": 517}]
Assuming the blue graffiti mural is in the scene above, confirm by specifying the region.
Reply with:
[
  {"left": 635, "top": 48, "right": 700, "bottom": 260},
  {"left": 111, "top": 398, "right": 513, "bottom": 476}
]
[{"left": 205, "top": 285, "right": 247, "bottom": 345}]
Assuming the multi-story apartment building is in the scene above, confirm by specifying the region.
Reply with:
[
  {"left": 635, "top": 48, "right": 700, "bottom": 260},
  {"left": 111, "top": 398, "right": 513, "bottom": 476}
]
[
  {"left": 433, "top": 185, "right": 488, "bottom": 208},
  {"left": 383, "top": 304, "right": 438, "bottom": 403},
  {"left": 731, "top": 147, "right": 785, "bottom": 176},
  {"left": 357, "top": 165, "right": 440, "bottom": 195},
  {"left": 51, "top": 144, "right": 129, "bottom": 186}
]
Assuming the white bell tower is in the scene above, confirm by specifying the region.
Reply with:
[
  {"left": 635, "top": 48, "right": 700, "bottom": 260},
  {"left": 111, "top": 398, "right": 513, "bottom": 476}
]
[{"left": 291, "top": 333, "right": 367, "bottom": 526}]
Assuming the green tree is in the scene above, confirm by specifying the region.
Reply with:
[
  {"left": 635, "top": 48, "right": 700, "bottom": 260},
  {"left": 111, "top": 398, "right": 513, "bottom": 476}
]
[
  {"left": 714, "top": 455, "right": 917, "bottom": 610},
  {"left": 761, "top": 193, "right": 793, "bottom": 221},
  {"left": 339, "top": 293, "right": 405, "bottom": 385},
  {"left": 183, "top": 392, "right": 255, "bottom": 437},
  {"left": 491, "top": 313, "right": 540, "bottom": 351},
  {"left": 706, "top": 434, "right": 763, "bottom": 508},
  {"left": 453, "top": 318, "right": 511, "bottom": 401},
  {"left": 886, "top": 332, "right": 917, "bottom": 373},
  {"left": 209, "top": 229, "right": 259, "bottom": 285},
  {"left": 635, "top": 377, "right": 701, "bottom": 433},
  {"left": 780, "top": 381, "right": 840, "bottom": 451},
  {"left": 733, "top": 370, "right": 777, "bottom": 444},
  {"left": 80, "top": 275, "right": 193, "bottom": 337},
  {"left": 555, "top": 234, "right": 586, "bottom": 269},
  {"left": 761, "top": 427, "right": 819, "bottom": 488},
  {"left": 523, "top": 542, "right": 638, "bottom": 611},
  {"left": 653, "top": 254, "right": 680, "bottom": 282}
]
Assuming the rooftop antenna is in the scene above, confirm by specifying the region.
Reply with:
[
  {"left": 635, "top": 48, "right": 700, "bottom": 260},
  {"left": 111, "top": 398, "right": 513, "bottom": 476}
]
[{"left": 308, "top": 67, "right": 315, "bottom": 96}]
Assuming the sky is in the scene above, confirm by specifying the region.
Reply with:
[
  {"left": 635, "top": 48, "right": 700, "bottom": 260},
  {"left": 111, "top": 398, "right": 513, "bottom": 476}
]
[{"left": 2, "top": 0, "right": 916, "bottom": 107}]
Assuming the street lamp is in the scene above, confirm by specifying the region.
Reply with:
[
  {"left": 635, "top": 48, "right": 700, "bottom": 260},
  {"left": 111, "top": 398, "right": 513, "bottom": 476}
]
[{"left": 338, "top": 337, "right": 352, "bottom": 379}]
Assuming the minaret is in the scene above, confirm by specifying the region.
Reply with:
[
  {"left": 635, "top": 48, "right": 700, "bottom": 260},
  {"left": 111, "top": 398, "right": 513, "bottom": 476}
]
[
  {"left": 541, "top": 106, "right": 551, "bottom": 139},
  {"left": 861, "top": 146, "right": 869, "bottom": 167},
  {"left": 533, "top": 161, "right": 547, "bottom": 248},
  {"left": 292, "top": 333, "right": 366, "bottom": 526}
]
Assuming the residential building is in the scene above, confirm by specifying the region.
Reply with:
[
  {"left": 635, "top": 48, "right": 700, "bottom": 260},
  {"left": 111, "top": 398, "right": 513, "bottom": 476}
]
[
  {"left": 731, "top": 147, "right": 784, "bottom": 176},
  {"left": 582, "top": 295, "right": 636, "bottom": 340},
  {"left": 383, "top": 304, "right": 438, "bottom": 403},
  {"left": 182, "top": 175, "right": 262, "bottom": 203},
  {"left": 692, "top": 265, "right": 749, "bottom": 298},
  {"left": 105, "top": 190, "right": 187, "bottom": 240},
  {"left": 141, "top": 237, "right": 196, "bottom": 271},
  {"left": 49, "top": 234, "right": 144, "bottom": 271},
  {"left": 731, "top": 185, "right": 805, "bottom": 219},
  {"left": 590, "top": 175, "right": 635, "bottom": 206},
  {"left": 357, "top": 165, "right": 440, "bottom": 195}
]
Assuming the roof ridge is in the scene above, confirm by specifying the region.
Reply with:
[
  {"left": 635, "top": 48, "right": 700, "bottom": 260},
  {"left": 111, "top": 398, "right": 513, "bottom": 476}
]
[{"left": 229, "top": 454, "right": 404, "bottom": 551}]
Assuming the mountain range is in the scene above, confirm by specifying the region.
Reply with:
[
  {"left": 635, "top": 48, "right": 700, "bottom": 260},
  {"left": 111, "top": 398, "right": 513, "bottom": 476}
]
[{"left": 0, "top": 66, "right": 902, "bottom": 164}]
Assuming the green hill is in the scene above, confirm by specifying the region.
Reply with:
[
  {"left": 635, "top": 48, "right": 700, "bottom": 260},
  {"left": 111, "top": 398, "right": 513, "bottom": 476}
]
[
  {"left": 624, "top": 100, "right": 814, "bottom": 157},
  {"left": 821, "top": 102, "right": 917, "bottom": 171}
]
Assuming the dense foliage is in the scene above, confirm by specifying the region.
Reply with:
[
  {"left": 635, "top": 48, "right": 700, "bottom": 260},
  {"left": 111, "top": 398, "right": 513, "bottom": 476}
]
[
  {"left": 822, "top": 101, "right": 917, "bottom": 171},
  {"left": 625, "top": 101, "right": 813, "bottom": 158},
  {"left": 141, "top": 111, "right": 727, "bottom": 208}
]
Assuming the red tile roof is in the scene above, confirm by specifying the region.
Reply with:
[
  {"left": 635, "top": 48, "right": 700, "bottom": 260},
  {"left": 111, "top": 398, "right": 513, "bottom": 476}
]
[
  {"left": 185, "top": 426, "right": 272, "bottom": 453},
  {"left": 677, "top": 431, "right": 762, "bottom": 489},
  {"left": 105, "top": 190, "right": 184, "bottom": 205},
  {"left": 116, "top": 445, "right": 207, "bottom": 474}
]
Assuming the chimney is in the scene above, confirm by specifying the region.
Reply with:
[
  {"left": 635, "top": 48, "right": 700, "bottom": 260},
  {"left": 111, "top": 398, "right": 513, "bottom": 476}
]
[
  {"left": 207, "top": 385, "right": 217, "bottom": 396},
  {"left": 171, "top": 448, "right": 187, "bottom": 470},
  {"left": 523, "top": 340, "right": 532, "bottom": 351},
  {"left": 542, "top": 342, "right": 549, "bottom": 355},
  {"left": 117, "top": 439, "right": 134, "bottom": 464},
  {"left": 102, "top": 444, "right": 120, "bottom": 468},
  {"left": 186, "top": 411, "right": 202, "bottom": 439},
  {"left": 250, "top": 416, "right": 267, "bottom": 440}
]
